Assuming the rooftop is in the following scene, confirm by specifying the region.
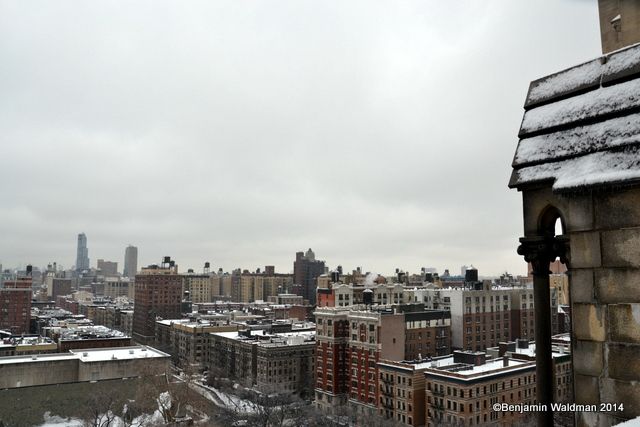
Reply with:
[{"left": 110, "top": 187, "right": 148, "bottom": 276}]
[
  {"left": 510, "top": 43, "right": 640, "bottom": 192},
  {"left": 0, "top": 345, "right": 168, "bottom": 365},
  {"left": 211, "top": 330, "right": 315, "bottom": 347}
]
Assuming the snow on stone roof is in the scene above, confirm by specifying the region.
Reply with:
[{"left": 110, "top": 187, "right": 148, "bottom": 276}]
[{"left": 510, "top": 43, "right": 640, "bottom": 192}]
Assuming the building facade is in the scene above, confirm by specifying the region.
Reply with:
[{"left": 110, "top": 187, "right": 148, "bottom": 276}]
[
  {"left": 314, "top": 306, "right": 451, "bottom": 418},
  {"left": 293, "top": 249, "right": 325, "bottom": 305},
  {"left": 132, "top": 259, "right": 182, "bottom": 344},
  {"left": 75, "top": 233, "right": 90, "bottom": 272},
  {"left": 0, "top": 278, "right": 32, "bottom": 334},
  {"left": 123, "top": 245, "right": 138, "bottom": 278},
  {"left": 208, "top": 329, "right": 316, "bottom": 395}
]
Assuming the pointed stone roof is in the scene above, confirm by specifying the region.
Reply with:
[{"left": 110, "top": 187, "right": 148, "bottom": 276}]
[{"left": 509, "top": 43, "right": 640, "bottom": 192}]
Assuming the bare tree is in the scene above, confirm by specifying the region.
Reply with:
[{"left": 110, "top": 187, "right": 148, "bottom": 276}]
[{"left": 80, "top": 386, "right": 122, "bottom": 427}]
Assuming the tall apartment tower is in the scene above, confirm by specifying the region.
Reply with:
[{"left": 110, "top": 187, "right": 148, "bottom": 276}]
[
  {"left": 75, "top": 233, "right": 90, "bottom": 272},
  {"left": 132, "top": 257, "right": 182, "bottom": 344},
  {"left": 293, "top": 248, "right": 325, "bottom": 305},
  {"left": 123, "top": 245, "right": 138, "bottom": 278}
]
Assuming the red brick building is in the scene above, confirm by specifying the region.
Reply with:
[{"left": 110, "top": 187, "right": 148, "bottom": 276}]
[
  {"left": 132, "top": 258, "right": 182, "bottom": 344},
  {"left": 1, "top": 278, "right": 32, "bottom": 334},
  {"left": 315, "top": 305, "right": 451, "bottom": 419}
]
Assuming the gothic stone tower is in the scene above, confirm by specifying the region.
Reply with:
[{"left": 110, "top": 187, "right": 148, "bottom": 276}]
[{"left": 510, "top": 43, "right": 640, "bottom": 426}]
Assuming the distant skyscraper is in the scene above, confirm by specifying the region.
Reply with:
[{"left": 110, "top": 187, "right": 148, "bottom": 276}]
[
  {"left": 123, "top": 245, "right": 138, "bottom": 278},
  {"left": 75, "top": 233, "right": 90, "bottom": 272},
  {"left": 293, "top": 248, "right": 325, "bottom": 306}
]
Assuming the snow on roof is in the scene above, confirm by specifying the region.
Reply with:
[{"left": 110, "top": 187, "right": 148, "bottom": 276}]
[
  {"left": 514, "top": 113, "right": 640, "bottom": 167},
  {"left": 520, "top": 77, "right": 640, "bottom": 136},
  {"left": 70, "top": 346, "right": 168, "bottom": 362},
  {"left": 211, "top": 330, "right": 315, "bottom": 346},
  {"left": 512, "top": 145, "right": 640, "bottom": 190},
  {"left": 511, "top": 43, "right": 640, "bottom": 191},
  {"left": 420, "top": 356, "right": 534, "bottom": 381},
  {"left": 0, "top": 346, "right": 168, "bottom": 365},
  {"left": 526, "top": 58, "right": 602, "bottom": 106}
]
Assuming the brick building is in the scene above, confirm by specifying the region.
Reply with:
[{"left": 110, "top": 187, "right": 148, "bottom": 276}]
[
  {"left": 132, "top": 258, "right": 182, "bottom": 344},
  {"left": 314, "top": 305, "right": 451, "bottom": 418},
  {"left": 0, "top": 278, "right": 32, "bottom": 334}
]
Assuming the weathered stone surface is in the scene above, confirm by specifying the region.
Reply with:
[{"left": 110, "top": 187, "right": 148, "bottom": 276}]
[
  {"left": 608, "top": 304, "right": 640, "bottom": 343},
  {"left": 596, "top": 269, "right": 640, "bottom": 304},
  {"left": 564, "top": 193, "right": 596, "bottom": 233},
  {"left": 595, "top": 188, "right": 640, "bottom": 230},
  {"left": 601, "top": 228, "right": 640, "bottom": 268},
  {"left": 574, "top": 374, "right": 600, "bottom": 406},
  {"left": 574, "top": 340, "right": 604, "bottom": 376},
  {"left": 600, "top": 377, "right": 640, "bottom": 419},
  {"left": 570, "top": 232, "right": 602, "bottom": 269},
  {"left": 571, "top": 269, "right": 595, "bottom": 303},
  {"left": 607, "top": 343, "right": 640, "bottom": 381},
  {"left": 573, "top": 304, "right": 607, "bottom": 342},
  {"left": 576, "top": 412, "right": 611, "bottom": 427},
  {"left": 521, "top": 188, "right": 593, "bottom": 235}
]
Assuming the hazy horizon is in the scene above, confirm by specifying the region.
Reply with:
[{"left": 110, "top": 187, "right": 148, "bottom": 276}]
[{"left": 0, "top": 1, "right": 601, "bottom": 276}]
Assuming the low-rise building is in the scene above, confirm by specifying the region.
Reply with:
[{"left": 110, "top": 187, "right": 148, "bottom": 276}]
[{"left": 0, "top": 346, "right": 169, "bottom": 389}]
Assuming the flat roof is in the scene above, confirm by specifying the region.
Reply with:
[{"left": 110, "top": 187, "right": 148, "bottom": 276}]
[
  {"left": 0, "top": 346, "right": 169, "bottom": 365},
  {"left": 71, "top": 346, "right": 169, "bottom": 362}
]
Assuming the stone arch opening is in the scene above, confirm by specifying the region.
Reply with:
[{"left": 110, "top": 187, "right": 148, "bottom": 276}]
[{"left": 538, "top": 205, "right": 565, "bottom": 238}]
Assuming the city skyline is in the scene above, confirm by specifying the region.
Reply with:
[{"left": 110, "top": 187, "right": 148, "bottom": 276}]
[{"left": 0, "top": 1, "right": 600, "bottom": 276}]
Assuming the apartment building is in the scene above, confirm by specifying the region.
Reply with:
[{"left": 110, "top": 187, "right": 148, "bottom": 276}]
[
  {"left": 0, "top": 278, "right": 32, "bottom": 335},
  {"left": 314, "top": 305, "right": 451, "bottom": 417},
  {"left": 155, "top": 319, "right": 237, "bottom": 367},
  {"left": 422, "top": 343, "right": 571, "bottom": 427},
  {"left": 415, "top": 286, "right": 558, "bottom": 350},
  {"left": 132, "top": 258, "right": 182, "bottom": 344},
  {"left": 103, "top": 277, "right": 134, "bottom": 300},
  {"left": 207, "top": 329, "right": 315, "bottom": 395},
  {"left": 182, "top": 273, "right": 215, "bottom": 303}
]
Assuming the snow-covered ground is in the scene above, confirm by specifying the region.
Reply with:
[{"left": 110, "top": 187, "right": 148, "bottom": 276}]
[{"left": 191, "top": 382, "right": 259, "bottom": 414}]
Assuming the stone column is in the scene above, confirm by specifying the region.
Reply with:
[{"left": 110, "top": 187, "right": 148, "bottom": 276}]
[{"left": 518, "top": 235, "right": 568, "bottom": 427}]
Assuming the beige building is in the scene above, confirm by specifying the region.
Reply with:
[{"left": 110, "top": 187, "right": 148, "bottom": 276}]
[
  {"left": 239, "top": 274, "right": 264, "bottom": 302},
  {"left": 182, "top": 274, "right": 216, "bottom": 303},
  {"left": 103, "top": 277, "right": 135, "bottom": 300},
  {"left": 549, "top": 273, "right": 569, "bottom": 306},
  {"left": 0, "top": 346, "right": 169, "bottom": 389}
]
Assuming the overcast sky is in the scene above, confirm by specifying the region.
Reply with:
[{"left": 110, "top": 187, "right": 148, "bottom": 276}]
[{"left": 0, "top": 1, "right": 601, "bottom": 276}]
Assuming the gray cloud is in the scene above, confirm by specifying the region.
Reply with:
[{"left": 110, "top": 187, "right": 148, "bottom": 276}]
[{"left": 0, "top": 0, "right": 600, "bottom": 275}]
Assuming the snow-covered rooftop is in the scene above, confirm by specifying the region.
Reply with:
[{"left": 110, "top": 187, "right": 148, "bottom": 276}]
[
  {"left": 510, "top": 43, "right": 640, "bottom": 192},
  {"left": 420, "top": 356, "right": 534, "bottom": 381},
  {"left": 0, "top": 346, "right": 168, "bottom": 365}
]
